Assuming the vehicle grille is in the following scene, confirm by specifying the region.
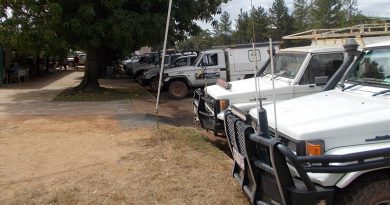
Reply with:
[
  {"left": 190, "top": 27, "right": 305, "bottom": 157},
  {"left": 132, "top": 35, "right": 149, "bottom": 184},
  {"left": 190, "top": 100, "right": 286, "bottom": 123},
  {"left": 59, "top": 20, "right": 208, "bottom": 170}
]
[
  {"left": 226, "top": 113, "right": 238, "bottom": 150},
  {"left": 236, "top": 121, "right": 247, "bottom": 155},
  {"left": 205, "top": 100, "right": 214, "bottom": 114}
]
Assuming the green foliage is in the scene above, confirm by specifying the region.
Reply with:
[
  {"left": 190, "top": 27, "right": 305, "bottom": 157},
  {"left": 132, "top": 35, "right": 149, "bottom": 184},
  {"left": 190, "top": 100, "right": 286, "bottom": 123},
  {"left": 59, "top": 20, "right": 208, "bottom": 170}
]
[
  {"left": 269, "top": 0, "right": 293, "bottom": 40},
  {"left": 233, "top": 10, "right": 251, "bottom": 44},
  {"left": 292, "top": 0, "right": 309, "bottom": 32},
  {"left": 1, "top": 0, "right": 229, "bottom": 57},
  {"left": 213, "top": 11, "right": 233, "bottom": 45},
  {"left": 310, "top": 0, "right": 345, "bottom": 28},
  {"left": 250, "top": 6, "right": 270, "bottom": 42}
]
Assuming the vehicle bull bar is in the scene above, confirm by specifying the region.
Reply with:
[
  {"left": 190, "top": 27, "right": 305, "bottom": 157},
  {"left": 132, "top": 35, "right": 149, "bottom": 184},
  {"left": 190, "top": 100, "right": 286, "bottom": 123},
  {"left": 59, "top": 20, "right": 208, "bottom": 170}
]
[{"left": 224, "top": 110, "right": 390, "bottom": 205}]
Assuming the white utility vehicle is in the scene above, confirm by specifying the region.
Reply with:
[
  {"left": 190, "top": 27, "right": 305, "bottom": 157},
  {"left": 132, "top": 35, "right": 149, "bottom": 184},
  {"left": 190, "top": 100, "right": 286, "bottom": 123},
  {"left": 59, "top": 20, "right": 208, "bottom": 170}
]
[
  {"left": 194, "top": 45, "right": 345, "bottom": 135},
  {"left": 162, "top": 43, "right": 274, "bottom": 99},
  {"left": 224, "top": 39, "right": 390, "bottom": 205},
  {"left": 194, "top": 24, "right": 390, "bottom": 136}
]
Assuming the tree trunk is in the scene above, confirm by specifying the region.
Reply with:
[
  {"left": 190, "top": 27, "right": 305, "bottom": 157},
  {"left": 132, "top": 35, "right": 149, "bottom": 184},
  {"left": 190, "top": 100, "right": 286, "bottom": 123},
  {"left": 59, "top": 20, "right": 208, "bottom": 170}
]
[{"left": 74, "top": 47, "right": 101, "bottom": 91}]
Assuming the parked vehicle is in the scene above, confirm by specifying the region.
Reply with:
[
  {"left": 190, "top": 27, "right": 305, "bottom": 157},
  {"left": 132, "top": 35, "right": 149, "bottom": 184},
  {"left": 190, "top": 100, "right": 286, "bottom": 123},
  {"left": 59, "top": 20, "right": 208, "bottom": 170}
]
[
  {"left": 142, "top": 54, "right": 198, "bottom": 91},
  {"left": 78, "top": 53, "right": 86, "bottom": 65},
  {"left": 195, "top": 24, "right": 390, "bottom": 136},
  {"left": 194, "top": 44, "right": 345, "bottom": 135},
  {"left": 162, "top": 43, "right": 274, "bottom": 99},
  {"left": 67, "top": 51, "right": 86, "bottom": 67},
  {"left": 121, "top": 55, "right": 140, "bottom": 66},
  {"left": 128, "top": 52, "right": 182, "bottom": 84},
  {"left": 224, "top": 39, "right": 390, "bottom": 205},
  {"left": 124, "top": 52, "right": 158, "bottom": 77}
]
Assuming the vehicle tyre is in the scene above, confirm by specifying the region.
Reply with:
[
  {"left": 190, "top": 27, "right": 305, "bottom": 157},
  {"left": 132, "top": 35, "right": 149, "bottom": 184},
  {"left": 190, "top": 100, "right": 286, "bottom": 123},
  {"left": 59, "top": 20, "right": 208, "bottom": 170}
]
[
  {"left": 334, "top": 173, "right": 390, "bottom": 205},
  {"left": 150, "top": 77, "right": 160, "bottom": 92},
  {"left": 168, "top": 80, "right": 188, "bottom": 99},
  {"left": 136, "top": 74, "right": 144, "bottom": 85}
]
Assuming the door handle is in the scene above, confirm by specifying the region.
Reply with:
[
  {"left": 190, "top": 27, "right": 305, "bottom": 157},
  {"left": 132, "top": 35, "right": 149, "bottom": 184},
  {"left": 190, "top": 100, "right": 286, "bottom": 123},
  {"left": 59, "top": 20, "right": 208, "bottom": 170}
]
[{"left": 309, "top": 85, "right": 315, "bottom": 88}]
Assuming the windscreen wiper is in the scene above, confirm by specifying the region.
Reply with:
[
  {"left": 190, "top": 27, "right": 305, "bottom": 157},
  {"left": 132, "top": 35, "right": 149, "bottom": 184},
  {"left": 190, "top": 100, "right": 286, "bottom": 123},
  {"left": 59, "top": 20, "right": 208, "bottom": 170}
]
[
  {"left": 372, "top": 89, "right": 390, "bottom": 96},
  {"left": 342, "top": 83, "right": 359, "bottom": 91}
]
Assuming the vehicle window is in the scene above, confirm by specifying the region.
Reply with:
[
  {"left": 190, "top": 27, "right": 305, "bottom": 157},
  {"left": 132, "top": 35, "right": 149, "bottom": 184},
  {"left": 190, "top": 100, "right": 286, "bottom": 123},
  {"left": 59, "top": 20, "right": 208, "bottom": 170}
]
[
  {"left": 176, "top": 58, "right": 187, "bottom": 67},
  {"left": 345, "top": 48, "right": 390, "bottom": 86},
  {"left": 300, "top": 53, "right": 344, "bottom": 84},
  {"left": 163, "top": 56, "right": 170, "bottom": 64},
  {"left": 171, "top": 55, "right": 181, "bottom": 62},
  {"left": 264, "top": 53, "right": 307, "bottom": 79},
  {"left": 200, "top": 53, "right": 218, "bottom": 66},
  {"left": 190, "top": 56, "right": 197, "bottom": 65}
]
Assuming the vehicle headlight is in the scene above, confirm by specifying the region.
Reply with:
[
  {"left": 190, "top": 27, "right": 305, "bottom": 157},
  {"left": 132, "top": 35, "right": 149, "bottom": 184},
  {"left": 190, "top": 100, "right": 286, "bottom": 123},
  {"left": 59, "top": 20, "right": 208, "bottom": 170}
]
[{"left": 219, "top": 99, "right": 229, "bottom": 110}]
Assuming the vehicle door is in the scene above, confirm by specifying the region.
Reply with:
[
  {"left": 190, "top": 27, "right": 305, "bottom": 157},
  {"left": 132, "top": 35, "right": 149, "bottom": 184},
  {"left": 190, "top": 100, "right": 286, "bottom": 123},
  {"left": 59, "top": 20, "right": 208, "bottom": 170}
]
[
  {"left": 294, "top": 52, "right": 344, "bottom": 97},
  {"left": 193, "top": 52, "right": 224, "bottom": 86}
]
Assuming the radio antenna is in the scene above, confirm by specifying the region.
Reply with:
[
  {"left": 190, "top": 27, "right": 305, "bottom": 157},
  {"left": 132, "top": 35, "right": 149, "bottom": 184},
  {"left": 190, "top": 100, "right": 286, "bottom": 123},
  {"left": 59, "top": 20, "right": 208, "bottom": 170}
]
[
  {"left": 250, "top": 0, "right": 263, "bottom": 126},
  {"left": 269, "top": 38, "right": 278, "bottom": 139}
]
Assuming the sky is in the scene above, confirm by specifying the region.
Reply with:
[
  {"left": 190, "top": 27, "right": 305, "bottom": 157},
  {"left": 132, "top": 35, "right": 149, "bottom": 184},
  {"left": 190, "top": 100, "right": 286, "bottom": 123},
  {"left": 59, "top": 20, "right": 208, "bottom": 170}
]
[{"left": 196, "top": 0, "right": 390, "bottom": 30}]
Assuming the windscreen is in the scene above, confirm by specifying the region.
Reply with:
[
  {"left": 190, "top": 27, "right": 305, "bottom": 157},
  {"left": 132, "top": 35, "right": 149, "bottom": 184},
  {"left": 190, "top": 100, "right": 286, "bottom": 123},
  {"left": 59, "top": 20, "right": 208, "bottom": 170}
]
[
  {"left": 345, "top": 47, "right": 390, "bottom": 86},
  {"left": 263, "top": 53, "right": 308, "bottom": 79}
]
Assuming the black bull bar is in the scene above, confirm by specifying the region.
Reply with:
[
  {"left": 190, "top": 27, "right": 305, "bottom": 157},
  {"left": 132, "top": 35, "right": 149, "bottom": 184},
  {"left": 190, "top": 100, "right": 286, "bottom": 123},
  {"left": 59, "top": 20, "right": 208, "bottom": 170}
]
[{"left": 224, "top": 110, "right": 390, "bottom": 205}]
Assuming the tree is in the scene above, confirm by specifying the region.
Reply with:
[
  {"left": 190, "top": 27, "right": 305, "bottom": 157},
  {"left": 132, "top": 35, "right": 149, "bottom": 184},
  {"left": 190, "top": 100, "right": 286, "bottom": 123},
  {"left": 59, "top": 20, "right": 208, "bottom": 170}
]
[
  {"left": 249, "top": 6, "right": 270, "bottom": 42},
  {"left": 176, "top": 29, "right": 214, "bottom": 50},
  {"left": 310, "top": 0, "right": 345, "bottom": 28},
  {"left": 269, "top": 0, "right": 293, "bottom": 40},
  {"left": 292, "top": 0, "right": 309, "bottom": 32},
  {"left": 0, "top": 1, "right": 68, "bottom": 75},
  {"left": 233, "top": 9, "right": 251, "bottom": 44},
  {"left": 1, "top": 0, "right": 228, "bottom": 90},
  {"left": 214, "top": 11, "right": 233, "bottom": 45}
]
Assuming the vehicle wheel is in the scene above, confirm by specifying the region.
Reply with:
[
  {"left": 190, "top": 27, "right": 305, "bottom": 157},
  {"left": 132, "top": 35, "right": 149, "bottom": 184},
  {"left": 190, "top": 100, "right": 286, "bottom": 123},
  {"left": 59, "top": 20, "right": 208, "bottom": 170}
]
[
  {"left": 334, "top": 173, "right": 390, "bottom": 205},
  {"left": 168, "top": 81, "right": 188, "bottom": 99},
  {"left": 150, "top": 77, "right": 160, "bottom": 92},
  {"left": 136, "top": 74, "right": 144, "bottom": 85}
]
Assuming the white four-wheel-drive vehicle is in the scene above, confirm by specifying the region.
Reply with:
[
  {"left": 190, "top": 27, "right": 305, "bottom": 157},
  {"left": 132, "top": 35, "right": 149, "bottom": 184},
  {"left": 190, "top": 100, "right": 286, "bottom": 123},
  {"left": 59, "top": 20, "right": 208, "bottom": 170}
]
[
  {"left": 162, "top": 43, "right": 274, "bottom": 99},
  {"left": 142, "top": 54, "right": 198, "bottom": 91},
  {"left": 194, "top": 44, "right": 345, "bottom": 135},
  {"left": 224, "top": 39, "right": 390, "bottom": 205}
]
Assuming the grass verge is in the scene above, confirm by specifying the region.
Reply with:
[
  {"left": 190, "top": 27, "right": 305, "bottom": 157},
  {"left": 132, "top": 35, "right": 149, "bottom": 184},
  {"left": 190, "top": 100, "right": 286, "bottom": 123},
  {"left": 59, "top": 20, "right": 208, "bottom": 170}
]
[{"left": 53, "top": 86, "right": 147, "bottom": 101}]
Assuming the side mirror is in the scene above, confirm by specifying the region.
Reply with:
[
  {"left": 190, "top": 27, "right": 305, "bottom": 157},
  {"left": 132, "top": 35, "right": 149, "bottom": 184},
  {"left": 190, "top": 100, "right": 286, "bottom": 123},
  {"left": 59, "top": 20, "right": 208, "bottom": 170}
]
[{"left": 315, "top": 76, "right": 328, "bottom": 86}]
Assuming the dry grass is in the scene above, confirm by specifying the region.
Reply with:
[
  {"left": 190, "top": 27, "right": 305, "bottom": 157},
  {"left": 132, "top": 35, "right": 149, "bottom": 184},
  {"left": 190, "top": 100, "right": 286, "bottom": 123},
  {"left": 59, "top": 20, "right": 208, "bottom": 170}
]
[{"left": 0, "top": 118, "right": 247, "bottom": 205}]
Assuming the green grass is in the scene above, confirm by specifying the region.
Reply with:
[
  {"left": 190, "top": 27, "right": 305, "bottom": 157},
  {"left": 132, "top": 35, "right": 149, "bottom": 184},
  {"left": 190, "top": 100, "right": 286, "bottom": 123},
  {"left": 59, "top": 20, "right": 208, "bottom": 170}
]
[{"left": 53, "top": 87, "right": 147, "bottom": 102}]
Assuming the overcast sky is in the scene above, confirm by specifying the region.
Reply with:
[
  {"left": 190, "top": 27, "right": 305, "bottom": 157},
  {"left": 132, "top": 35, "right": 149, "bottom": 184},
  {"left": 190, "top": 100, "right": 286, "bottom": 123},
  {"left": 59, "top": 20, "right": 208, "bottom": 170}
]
[{"left": 197, "top": 0, "right": 390, "bottom": 30}]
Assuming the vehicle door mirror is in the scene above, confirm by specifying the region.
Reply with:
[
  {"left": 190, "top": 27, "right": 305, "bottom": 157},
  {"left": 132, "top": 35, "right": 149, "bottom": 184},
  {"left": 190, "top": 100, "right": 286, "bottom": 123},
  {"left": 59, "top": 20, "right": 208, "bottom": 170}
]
[{"left": 315, "top": 76, "right": 328, "bottom": 86}]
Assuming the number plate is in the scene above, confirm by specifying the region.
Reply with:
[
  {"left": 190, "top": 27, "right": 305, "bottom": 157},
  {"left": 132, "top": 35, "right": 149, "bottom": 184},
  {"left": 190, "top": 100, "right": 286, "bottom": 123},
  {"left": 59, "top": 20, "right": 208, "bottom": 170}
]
[{"left": 232, "top": 148, "right": 245, "bottom": 170}]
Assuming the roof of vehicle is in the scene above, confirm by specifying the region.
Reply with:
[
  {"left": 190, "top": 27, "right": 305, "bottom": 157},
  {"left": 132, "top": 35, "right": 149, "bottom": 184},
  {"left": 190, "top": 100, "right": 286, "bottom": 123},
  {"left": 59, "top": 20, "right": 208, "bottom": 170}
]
[
  {"left": 279, "top": 45, "right": 344, "bottom": 53},
  {"left": 364, "top": 40, "right": 390, "bottom": 49},
  {"left": 204, "top": 49, "right": 224, "bottom": 53}
]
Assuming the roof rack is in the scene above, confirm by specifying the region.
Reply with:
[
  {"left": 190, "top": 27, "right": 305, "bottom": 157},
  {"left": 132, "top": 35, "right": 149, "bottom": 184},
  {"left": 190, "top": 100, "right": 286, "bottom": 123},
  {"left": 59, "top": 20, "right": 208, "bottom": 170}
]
[
  {"left": 212, "top": 42, "right": 280, "bottom": 49},
  {"left": 283, "top": 24, "right": 390, "bottom": 40}
]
